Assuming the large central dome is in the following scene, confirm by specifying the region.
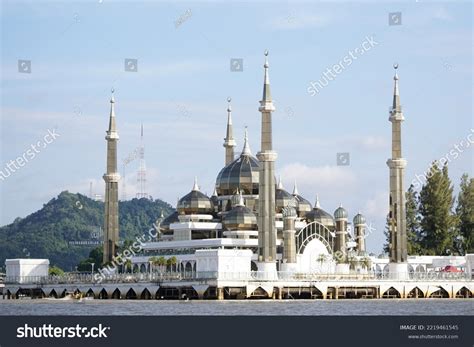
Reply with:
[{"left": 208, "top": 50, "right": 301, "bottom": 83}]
[{"left": 215, "top": 129, "right": 260, "bottom": 196}]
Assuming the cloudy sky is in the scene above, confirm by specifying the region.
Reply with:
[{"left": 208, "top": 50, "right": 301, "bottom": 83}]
[{"left": 1, "top": 0, "right": 472, "bottom": 253}]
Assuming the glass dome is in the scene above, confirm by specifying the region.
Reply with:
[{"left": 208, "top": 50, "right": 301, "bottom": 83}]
[
  {"left": 177, "top": 178, "right": 213, "bottom": 215},
  {"left": 215, "top": 130, "right": 260, "bottom": 196}
]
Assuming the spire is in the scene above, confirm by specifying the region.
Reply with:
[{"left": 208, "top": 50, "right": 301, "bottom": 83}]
[
  {"left": 141, "top": 123, "right": 144, "bottom": 139},
  {"left": 212, "top": 186, "right": 218, "bottom": 197},
  {"left": 292, "top": 181, "right": 299, "bottom": 195},
  {"left": 277, "top": 175, "right": 283, "bottom": 190},
  {"left": 225, "top": 97, "right": 234, "bottom": 140},
  {"left": 241, "top": 126, "right": 252, "bottom": 155},
  {"left": 391, "top": 63, "right": 402, "bottom": 115},
  {"left": 315, "top": 195, "right": 321, "bottom": 209},
  {"left": 262, "top": 50, "right": 272, "bottom": 102},
  {"left": 192, "top": 176, "right": 199, "bottom": 191},
  {"left": 106, "top": 88, "right": 119, "bottom": 139},
  {"left": 223, "top": 97, "right": 236, "bottom": 165}
]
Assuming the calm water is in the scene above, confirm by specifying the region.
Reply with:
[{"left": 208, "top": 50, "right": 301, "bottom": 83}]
[{"left": 0, "top": 298, "right": 472, "bottom": 315}]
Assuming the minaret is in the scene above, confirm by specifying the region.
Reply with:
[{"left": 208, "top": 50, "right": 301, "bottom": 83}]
[
  {"left": 256, "top": 50, "right": 278, "bottom": 275},
  {"left": 223, "top": 97, "right": 236, "bottom": 165},
  {"left": 353, "top": 213, "right": 367, "bottom": 254},
  {"left": 136, "top": 124, "right": 149, "bottom": 199},
  {"left": 103, "top": 89, "right": 120, "bottom": 264},
  {"left": 387, "top": 64, "right": 408, "bottom": 272},
  {"left": 334, "top": 205, "right": 348, "bottom": 256}
]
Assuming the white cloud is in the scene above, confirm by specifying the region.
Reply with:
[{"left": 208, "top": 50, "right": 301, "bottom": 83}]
[
  {"left": 269, "top": 12, "right": 332, "bottom": 30},
  {"left": 363, "top": 190, "right": 388, "bottom": 219},
  {"left": 279, "top": 162, "right": 357, "bottom": 197},
  {"left": 357, "top": 136, "right": 389, "bottom": 150}
]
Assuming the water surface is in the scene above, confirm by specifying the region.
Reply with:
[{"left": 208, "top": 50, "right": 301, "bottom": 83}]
[{"left": 0, "top": 299, "right": 472, "bottom": 315}]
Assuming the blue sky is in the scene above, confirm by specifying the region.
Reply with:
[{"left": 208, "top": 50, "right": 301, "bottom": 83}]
[{"left": 1, "top": 0, "right": 472, "bottom": 254}]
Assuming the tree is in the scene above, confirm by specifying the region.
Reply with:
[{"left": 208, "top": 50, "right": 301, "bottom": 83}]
[
  {"left": 406, "top": 184, "right": 422, "bottom": 255},
  {"left": 157, "top": 256, "right": 166, "bottom": 273},
  {"left": 456, "top": 174, "right": 474, "bottom": 254},
  {"left": 419, "top": 162, "right": 455, "bottom": 255},
  {"left": 49, "top": 266, "right": 64, "bottom": 276},
  {"left": 167, "top": 256, "right": 178, "bottom": 272},
  {"left": 76, "top": 247, "right": 103, "bottom": 272},
  {"left": 149, "top": 256, "right": 159, "bottom": 273}
]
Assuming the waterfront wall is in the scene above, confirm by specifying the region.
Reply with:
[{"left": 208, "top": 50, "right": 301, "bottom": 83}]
[{"left": 3, "top": 272, "right": 473, "bottom": 300}]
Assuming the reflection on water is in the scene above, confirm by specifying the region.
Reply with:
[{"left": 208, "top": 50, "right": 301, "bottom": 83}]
[{"left": 0, "top": 299, "right": 472, "bottom": 316}]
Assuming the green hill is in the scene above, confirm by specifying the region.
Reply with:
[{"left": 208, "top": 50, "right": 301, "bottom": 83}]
[{"left": 0, "top": 191, "right": 174, "bottom": 271}]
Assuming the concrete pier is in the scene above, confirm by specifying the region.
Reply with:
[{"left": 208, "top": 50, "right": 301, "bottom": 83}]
[{"left": 3, "top": 273, "right": 473, "bottom": 300}]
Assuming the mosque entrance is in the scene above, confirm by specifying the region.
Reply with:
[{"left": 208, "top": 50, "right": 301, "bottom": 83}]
[{"left": 295, "top": 221, "right": 334, "bottom": 255}]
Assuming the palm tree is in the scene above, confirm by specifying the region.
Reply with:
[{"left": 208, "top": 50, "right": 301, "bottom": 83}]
[
  {"left": 148, "top": 256, "right": 159, "bottom": 273},
  {"left": 157, "top": 256, "right": 166, "bottom": 273},
  {"left": 167, "top": 256, "right": 178, "bottom": 273},
  {"left": 317, "top": 254, "right": 326, "bottom": 269}
]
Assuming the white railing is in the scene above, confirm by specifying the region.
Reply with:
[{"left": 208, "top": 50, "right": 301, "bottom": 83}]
[{"left": 5, "top": 270, "right": 471, "bottom": 285}]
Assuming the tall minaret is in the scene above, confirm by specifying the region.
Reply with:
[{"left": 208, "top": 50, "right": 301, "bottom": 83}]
[
  {"left": 103, "top": 89, "right": 120, "bottom": 264},
  {"left": 256, "top": 50, "right": 277, "bottom": 273},
  {"left": 223, "top": 97, "right": 236, "bottom": 165},
  {"left": 387, "top": 64, "right": 408, "bottom": 270},
  {"left": 136, "top": 124, "right": 149, "bottom": 199}
]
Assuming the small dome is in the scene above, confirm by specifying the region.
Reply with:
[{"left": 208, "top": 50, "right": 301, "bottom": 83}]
[
  {"left": 177, "top": 178, "right": 213, "bottom": 215},
  {"left": 275, "top": 177, "right": 293, "bottom": 213},
  {"left": 334, "top": 205, "right": 348, "bottom": 220},
  {"left": 215, "top": 129, "right": 260, "bottom": 196},
  {"left": 306, "top": 195, "right": 335, "bottom": 228},
  {"left": 292, "top": 182, "right": 312, "bottom": 217},
  {"left": 353, "top": 213, "right": 366, "bottom": 226},
  {"left": 222, "top": 193, "right": 257, "bottom": 231},
  {"left": 160, "top": 211, "right": 179, "bottom": 233}
]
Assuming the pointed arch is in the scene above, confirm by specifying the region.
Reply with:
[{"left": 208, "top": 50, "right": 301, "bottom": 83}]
[
  {"left": 125, "top": 288, "right": 137, "bottom": 299},
  {"left": 99, "top": 288, "right": 108, "bottom": 299},
  {"left": 295, "top": 221, "right": 334, "bottom": 254},
  {"left": 111, "top": 288, "right": 121, "bottom": 299},
  {"left": 429, "top": 287, "right": 449, "bottom": 298},
  {"left": 140, "top": 288, "right": 151, "bottom": 300},
  {"left": 407, "top": 287, "right": 425, "bottom": 299},
  {"left": 455, "top": 287, "right": 472, "bottom": 298},
  {"left": 250, "top": 287, "right": 270, "bottom": 299},
  {"left": 382, "top": 287, "right": 401, "bottom": 298}
]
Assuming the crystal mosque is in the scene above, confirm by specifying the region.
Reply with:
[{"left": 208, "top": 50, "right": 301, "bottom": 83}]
[
  {"left": 4, "top": 51, "right": 472, "bottom": 301},
  {"left": 97, "top": 51, "right": 471, "bottom": 284}
]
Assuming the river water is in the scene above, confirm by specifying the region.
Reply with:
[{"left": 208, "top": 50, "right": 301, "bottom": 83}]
[{"left": 0, "top": 299, "right": 472, "bottom": 315}]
